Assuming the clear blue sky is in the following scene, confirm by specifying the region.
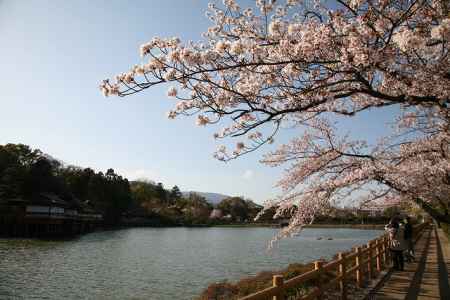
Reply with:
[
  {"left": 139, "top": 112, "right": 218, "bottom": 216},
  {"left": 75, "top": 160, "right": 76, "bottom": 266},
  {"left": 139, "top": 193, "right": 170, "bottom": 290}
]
[{"left": 0, "top": 0, "right": 397, "bottom": 204}]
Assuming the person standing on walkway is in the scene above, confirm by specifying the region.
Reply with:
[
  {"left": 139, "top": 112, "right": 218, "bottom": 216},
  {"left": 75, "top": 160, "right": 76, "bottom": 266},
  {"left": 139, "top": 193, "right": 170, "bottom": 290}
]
[
  {"left": 385, "top": 218, "right": 406, "bottom": 271},
  {"left": 404, "top": 216, "right": 414, "bottom": 262}
]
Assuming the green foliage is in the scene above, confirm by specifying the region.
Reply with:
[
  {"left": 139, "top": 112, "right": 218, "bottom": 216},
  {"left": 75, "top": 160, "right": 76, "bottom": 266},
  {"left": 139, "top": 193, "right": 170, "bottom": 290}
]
[
  {"left": 155, "top": 182, "right": 167, "bottom": 204},
  {"left": 181, "top": 193, "right": 212, "bottom": 224},
  {"left": 0, "top": 144, "right": 41, "bottom": 199},
  {"left": 217, "top": 197, "right": 262, "bottom": 222},
  {"left": 0, "top": 143, "right": 132, "bottom": 225},
  {"left": 128, "top": 185, "right": 215, "bottom": 225},
  {"left": 383, "top": 206, "right": 401, "bottom": 218},
  {"left": 442, "top": 223, "right": 450, "bottom": 240},
  {"left": 59, "top": 166, "right": 132, "bottom": 224},
  {"left": 169, "top": 185, "right": 182, "bottom": 201},
  {"left": 1, "top": 143, "right": 263, "bottom": 227}
]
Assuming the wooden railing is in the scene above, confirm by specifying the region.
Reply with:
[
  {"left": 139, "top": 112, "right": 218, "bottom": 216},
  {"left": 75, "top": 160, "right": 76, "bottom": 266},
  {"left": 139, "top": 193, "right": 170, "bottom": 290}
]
[{"left": 239, "top": 222, "right": 428, "bottom": 300}]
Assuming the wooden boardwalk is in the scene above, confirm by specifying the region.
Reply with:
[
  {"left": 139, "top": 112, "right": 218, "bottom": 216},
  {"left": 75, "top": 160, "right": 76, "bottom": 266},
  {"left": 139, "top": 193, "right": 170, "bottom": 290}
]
[{"left": 367, "top": 226, "right": 450, "bottom": 299}]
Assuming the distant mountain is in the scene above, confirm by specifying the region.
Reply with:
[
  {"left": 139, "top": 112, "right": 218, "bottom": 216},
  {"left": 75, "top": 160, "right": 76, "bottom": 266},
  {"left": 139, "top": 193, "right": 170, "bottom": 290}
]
[{"left": 182, "top": 191, "right": 230, "bottom": 205}]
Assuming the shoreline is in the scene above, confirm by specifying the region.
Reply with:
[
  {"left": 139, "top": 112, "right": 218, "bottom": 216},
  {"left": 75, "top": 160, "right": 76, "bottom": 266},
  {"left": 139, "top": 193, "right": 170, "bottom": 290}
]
[
  {"left": 0, "top": 223, "right": 385, "bottom": 239},
  {"left": 212, "top": 223, "right": 385, "bottom": 230},
  {"left": 303, "top": 224, "right": 385, "bottom": 230}
]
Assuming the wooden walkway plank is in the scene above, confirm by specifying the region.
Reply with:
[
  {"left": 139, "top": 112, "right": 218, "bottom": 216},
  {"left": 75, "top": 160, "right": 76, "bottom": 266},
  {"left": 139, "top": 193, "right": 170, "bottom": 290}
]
[
  {"left": 367, "top": 226, "right": 450, "bottom": 300},
  {"left": 435, "top": 228, "right": 450, "bottom": 299}
]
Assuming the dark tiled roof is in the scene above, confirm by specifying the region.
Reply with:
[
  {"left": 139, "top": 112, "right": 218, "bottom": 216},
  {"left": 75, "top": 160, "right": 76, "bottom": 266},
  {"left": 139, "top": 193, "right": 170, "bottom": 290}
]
[{"left": 30, "top": 193, "right": 69, "bottom": 207}]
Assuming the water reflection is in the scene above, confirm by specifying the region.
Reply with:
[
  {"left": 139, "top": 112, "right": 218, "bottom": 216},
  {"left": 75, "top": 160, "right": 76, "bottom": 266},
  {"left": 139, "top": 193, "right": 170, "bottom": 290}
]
[{"left": 0, "top": 227, "right": 382, "bottom": 300}]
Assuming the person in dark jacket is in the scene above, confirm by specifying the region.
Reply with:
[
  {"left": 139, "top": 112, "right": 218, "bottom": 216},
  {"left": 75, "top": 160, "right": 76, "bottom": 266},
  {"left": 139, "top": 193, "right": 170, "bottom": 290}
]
[
  {"left": 385, "top": 218, "right": 406, "bottom": 271},
  {"left": 404, "top": 216, "right": 414, "bottom": 262}
]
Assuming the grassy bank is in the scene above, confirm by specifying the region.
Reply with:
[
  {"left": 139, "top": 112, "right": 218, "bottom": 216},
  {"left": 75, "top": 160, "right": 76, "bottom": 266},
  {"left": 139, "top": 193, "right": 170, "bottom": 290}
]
[
  {"left": 196, "top": 262, "right": 326, "bottom": 300},
  {"left": 195, "top": 249, "right": 364, "bottom": 300}
]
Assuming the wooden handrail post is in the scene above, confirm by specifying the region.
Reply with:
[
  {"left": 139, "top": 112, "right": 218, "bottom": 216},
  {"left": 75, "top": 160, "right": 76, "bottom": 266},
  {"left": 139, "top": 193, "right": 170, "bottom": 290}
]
[
  {"left": 382, "top": 236, "right": 387, "bottom": 265},
  {"left": 272, "top": 275, "right": 284, "bottom": 300},
  {"left": 338, "top": 252, "right": 347, "bottom": 300},
  {"left": 315, "top": 261, "right": 324, "bottom": 299},
  {"left": 375, "top": 239, "right": 382, "bottom": 273},
  {"left": 367, "top": 242, "right": 373, "bottom": 280},
  {"left": 355, "top": 247, "right": 363, "bottom": 288}
]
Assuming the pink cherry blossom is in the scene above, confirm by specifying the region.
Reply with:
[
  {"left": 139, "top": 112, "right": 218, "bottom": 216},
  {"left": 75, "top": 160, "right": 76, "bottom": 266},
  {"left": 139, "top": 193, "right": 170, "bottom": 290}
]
[
  {"left": 101, "top": 0, "right": 450, "bottom": 239},
  {"left": 167, "top": 87, "right": 177, "bottom": 97}
]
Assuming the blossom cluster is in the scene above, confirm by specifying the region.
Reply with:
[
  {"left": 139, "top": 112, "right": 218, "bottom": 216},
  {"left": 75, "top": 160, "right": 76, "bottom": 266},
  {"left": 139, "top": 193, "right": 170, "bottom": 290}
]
[{"left": 101, "top": 0, "right": 450, "bottom": 238}]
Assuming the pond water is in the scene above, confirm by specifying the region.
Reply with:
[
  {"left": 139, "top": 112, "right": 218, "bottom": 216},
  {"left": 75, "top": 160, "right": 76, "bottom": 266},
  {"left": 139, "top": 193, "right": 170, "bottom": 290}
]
[{"left": 0, "top": 227, "right": 382, "bottom": 299}]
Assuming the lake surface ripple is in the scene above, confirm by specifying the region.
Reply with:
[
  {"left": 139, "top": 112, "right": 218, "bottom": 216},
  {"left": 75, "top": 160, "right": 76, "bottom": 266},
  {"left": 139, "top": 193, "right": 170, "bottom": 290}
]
[{"left": 0, "top": 227, "right": 382, "bottom": 299}]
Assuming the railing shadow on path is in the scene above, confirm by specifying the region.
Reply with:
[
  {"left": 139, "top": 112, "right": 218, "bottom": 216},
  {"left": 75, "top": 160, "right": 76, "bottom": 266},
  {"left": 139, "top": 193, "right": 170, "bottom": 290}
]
[
  {"left": 405, "top": 228, "right": 432, "bottom": 300},
  {"left": 367, "top": 226, "right": 450, "bottom": 300},
  {"left": 434, "top": 228, "right": 450, "bottom": 299}
]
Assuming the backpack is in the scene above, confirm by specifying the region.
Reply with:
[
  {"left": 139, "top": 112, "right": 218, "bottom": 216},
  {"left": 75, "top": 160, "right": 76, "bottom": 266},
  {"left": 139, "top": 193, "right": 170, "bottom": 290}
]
[{"left": 389, "top": 228, "right": 401, "bottom": 249}]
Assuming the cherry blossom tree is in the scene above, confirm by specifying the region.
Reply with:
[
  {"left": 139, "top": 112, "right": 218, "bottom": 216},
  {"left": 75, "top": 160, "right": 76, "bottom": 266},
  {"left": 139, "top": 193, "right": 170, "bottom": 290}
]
[{"left": 100, "top": 0, "right": 450, "bottom": 237}]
